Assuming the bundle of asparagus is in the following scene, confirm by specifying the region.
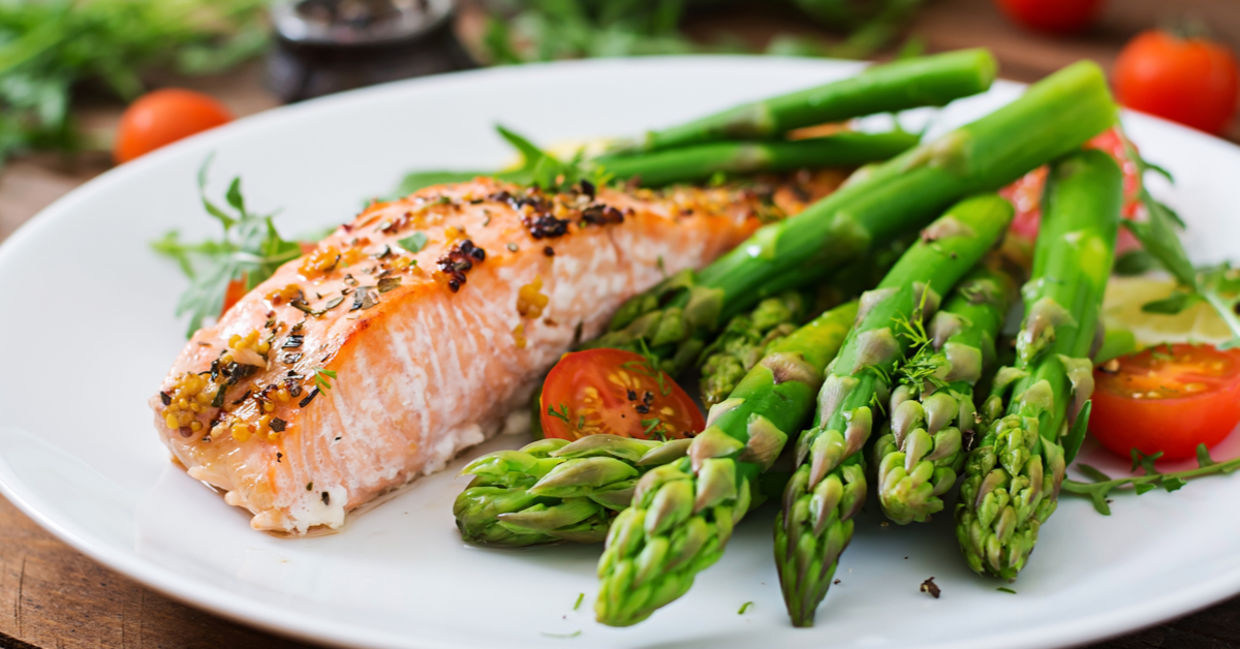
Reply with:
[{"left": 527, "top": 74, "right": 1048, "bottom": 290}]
[
  {"left": 956, "top": 149, "right": 1121, "bottom": 579},
  {"left": 775, "top": 194, "right": 1014, "bottom": 626},
  {"left": 447, "top": 50, "right": 1132, "bottom": 632},
  {"left": 595, "top": 59, "right": 1115, "bottom": 375},
  {"left": 595, "top": 299, "right": 860, "bottom": 625},
  {"left": 399, "top": 49, "right": 997, "bottom": 194}
]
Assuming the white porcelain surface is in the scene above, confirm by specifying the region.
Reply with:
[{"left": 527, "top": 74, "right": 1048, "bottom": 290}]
[{"left": 1, "top": 56, "right": 1238, "bottom": 649}]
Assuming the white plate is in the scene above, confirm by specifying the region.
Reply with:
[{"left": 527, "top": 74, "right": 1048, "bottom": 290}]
[{"left": 2, "top": 56, "right": 1240, "bottom": 649}]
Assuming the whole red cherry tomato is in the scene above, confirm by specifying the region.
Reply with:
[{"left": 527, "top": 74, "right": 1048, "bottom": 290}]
[
  {"left": 1114, "top": 30, "right": 1240, "bottom": 135},
  {"left": 996, "top": 0, "right": 1104, "bottom": 34},
  {"left": 115, "top": 88, "right": 233, "bottom": 164}
]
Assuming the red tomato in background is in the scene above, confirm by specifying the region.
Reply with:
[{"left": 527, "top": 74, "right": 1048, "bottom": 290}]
[
  {"left": 1000, "top": 126, "right": 1143, "bottom": 244},
  {"left": 539, "top": 349, "right": 704, "bottom": 441},
  {"left": 996, "top": 0, "right": 1104, "bottom": 34},
  {"left": 1114, "top": 30, "right": 1240, "bottom": 135},
  {"left": 1090, "top": 344, "right": 1240, "bottom": 460},
  {"left": 115, "top": 88, "right": 233, "bottom": 163}
]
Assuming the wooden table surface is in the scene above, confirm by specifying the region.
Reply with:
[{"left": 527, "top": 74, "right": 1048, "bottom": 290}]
[{"left": 3, "top": 1, "right": 1239, "bottom": 647}]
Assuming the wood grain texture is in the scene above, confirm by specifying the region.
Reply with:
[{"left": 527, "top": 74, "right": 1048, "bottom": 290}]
[{"left": 1, "top": 1, "right": 1239, "bottom": 647}]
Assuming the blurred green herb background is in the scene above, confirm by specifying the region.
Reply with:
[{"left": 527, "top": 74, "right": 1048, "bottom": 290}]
[{"left": 0, "top": 0, "right": 923, "bottom": 169}]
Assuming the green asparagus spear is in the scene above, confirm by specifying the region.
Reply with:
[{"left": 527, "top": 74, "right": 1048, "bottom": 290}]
[
  {"left": 595, "top": 299, "right": 859, "bottom": 626},
  {"left": 698, "top": 290, "right": 810, "bottom": 408},
  {"left": 591, "top": 131, "right": 919, "bottom": 186},
  {"left": 873, "top": 265, "right": 1014, "bottom": 525},
  {"left": 955, "top": 149, "right": 1121, "bottom": 580},
  {"left": 454, "top": 435, "right": 691, "bottom": 546},
  {"left": 621, "top": 49, "right": 996, "bottom": 152},
  {"left": 395, "top": 130, "right": 918, "bottom": 194},
  {"left": 698, "top": 237, "right": 910, "bottom": 406},
  {"left": 775, "top": 194, "right": 1014, "bottom": 627},
  {"left": 595, "top": 60, "right": 1117, "bottom": 375}
]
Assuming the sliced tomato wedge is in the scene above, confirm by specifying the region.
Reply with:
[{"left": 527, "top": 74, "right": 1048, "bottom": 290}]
[
  {"left": 539, "top": 348, "right": 704, "bottom": 441},
  {"left": 1090, "top": 343, "right": 1240, "bottom": 460}
]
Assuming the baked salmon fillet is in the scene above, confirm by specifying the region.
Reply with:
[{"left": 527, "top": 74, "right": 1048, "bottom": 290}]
[{"left": 151, "top": 177, "right": 821, "bottom": 534}]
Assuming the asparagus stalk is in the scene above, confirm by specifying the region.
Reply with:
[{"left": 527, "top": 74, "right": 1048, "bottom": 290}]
[
  {"left": 698, "top": 236, "right": 909, "bottom": 405},
  {"left": 775, "top": 194, "right": 1014, "bottom": 627},
  {"left": 454, "top": 435, "right": 692, "bottom": 547},
  {"left": 873, "top": 265, "right": 1014, "bottom": 525},
  {"left": 595, "top": 61, "right": 1117, "bottom": 375},
  {"left": 592, "top": 131, "right": 919, "bottom": 186},
  {"left": 395, "top": 130, "right": 918, "bottom": 194},
  {"left": 698, "top": 290, "right": 811, "bottom": 407},
  {"left": 955, "top": 149, "right": 1121, "bottom": 580},
  {"left": 595, "top": 299, "right": 859, "bottom": 626},
  {"left": 621, "top": 49, "right": 997, "bottom": 152}
]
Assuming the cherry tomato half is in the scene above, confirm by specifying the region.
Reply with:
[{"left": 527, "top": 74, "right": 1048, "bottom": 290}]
[
  {"left": 1090, "top": 343, "right": 1240, "bottom": 460},
  {"left": 995, "top": 0, "right": 1103, "bottom": 34},
  {"left": 1114, "top": 30, "right": 1239, "bottom": 135},
  {"left": 539, "top": 348, "right": 704, "bottom": 441},
  {"left": 115, "top": 88, "right": 233, "bottom": 164},
  {"left": 1000, "top": 126, "right": 1143, "bottom": 245}
]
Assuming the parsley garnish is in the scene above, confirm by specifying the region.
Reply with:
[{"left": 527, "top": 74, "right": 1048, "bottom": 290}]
[
  {"left": 737, "top": 601, "right": 754, "bottom": 615},
  {"left": 398, "top": 231, "right": 429, "bottom": 253},
  {"left": 151, "top": 155, "right": 303, "bottom": 336},
  {"left": 572, "top": 593, "right": 584, "bottom": 611}
]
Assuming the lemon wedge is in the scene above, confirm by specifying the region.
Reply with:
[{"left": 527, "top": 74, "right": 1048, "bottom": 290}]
[{"left": 1102, "top": 276, "right": 1233, "bottom": 347}]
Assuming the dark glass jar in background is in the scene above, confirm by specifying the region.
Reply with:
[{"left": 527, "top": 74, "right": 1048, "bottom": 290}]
[{"left": 267, "top": 0, "right": 476, "bottom": 102}]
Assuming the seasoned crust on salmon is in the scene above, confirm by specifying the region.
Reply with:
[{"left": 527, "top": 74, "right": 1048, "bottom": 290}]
[{"left": 150, "top": 177, "right": 810, "bottom": 534}]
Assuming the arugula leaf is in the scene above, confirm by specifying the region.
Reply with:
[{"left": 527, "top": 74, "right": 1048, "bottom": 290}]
[
  {"left": 1120, "top": 137, "right": 1240, "bottom": 346},
  {"left": 1063, "top": 443, "right": 1240, "bottom": 515},
  {"left": 152, "top": 156, "right": 302, "bottom": 336}
]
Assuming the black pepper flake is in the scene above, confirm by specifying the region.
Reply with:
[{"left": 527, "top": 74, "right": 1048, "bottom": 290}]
[
  {"left": 580, "top": 203, "right": 624, "bottom": 226},
  {"left": 299, "top": 388, "right": 320, "bottom": 408},
  {"left": 579, "top": 179, "right": 596, "bottom": 199},
  {"left": 231, "top": 389, "right": 252, "bottom": 406},
  {"left": 283, "top": 334, "right": 304, "bottom": 349},
  {"left": 270, "top": 417, "right": 287, "bottom": 432},
  {"left": 343, "top": 274, "right": 359, "bottom": 287},
  {"left": 634, "top": 403, "right": 651, "bottom": 414},
  {"left": 437, "top": 239, "right": 487, "bottom": 292},
  {"left": 626, "top": 390, "right": 637, "bottom": 401},
  {"left": 920, "top": 577, "right": 941, "bottom": 599},
  {"left": 159, "top": 391, "right": 172, "bottom": 406},
  {"left": 306, "top": 482, "right": 314, "bottom": 491},
  {"left": 276, "top": 452, "right": 283, "bottom": 463},
  {"left": 543, "top": 246, "right": 555, "bottom": 257},
  {"left": 321, "top": 491, "right": 331, "bottom": 505},
  {"left": 371, "top": 245, "right": 392, "bottom": 259}
]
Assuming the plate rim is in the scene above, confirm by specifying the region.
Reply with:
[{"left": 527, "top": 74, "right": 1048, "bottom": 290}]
[{"left": 1, "top": 53, "right": 1239, "bottom": 649}]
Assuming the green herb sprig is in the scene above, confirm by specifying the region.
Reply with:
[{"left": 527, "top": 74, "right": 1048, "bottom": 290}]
[
  {"left": 1064, "top": 444, "right": 1240, "bottom": 515},
  {"left": 1120, "top": 138, "right": 1240, "bottom": 348},
  {"left": 152, "top": 155, "right": 302, "bottom": 336}
]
